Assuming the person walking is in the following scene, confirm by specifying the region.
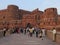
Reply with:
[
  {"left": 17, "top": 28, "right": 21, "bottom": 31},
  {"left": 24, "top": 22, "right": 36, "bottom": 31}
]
[
  {"left": 42, "top": 28, "right": 46, "bottom": 37},
  {"left": 24, "top": 28, "right": 26, "bottom": 34},
  {"left": 39, "top": 29, "right": 43, "bottom": 38},
  {"left": 29, "top": 27, "right": 33, "bottom": 37},
  {"left": 35, "top": 27, "right": 40, "bottom": 38},
  {"left": 3, "top": 27, "right": 8, "bottom": 37},
  {"left": 32, "top": 27, "right": 35, "bottom": 34},
  {"left": 3, "top": 28, "right": 6, "bottom": 37},
  {"left": 20, "top": 28, "right": 23, "bottom": 33}
]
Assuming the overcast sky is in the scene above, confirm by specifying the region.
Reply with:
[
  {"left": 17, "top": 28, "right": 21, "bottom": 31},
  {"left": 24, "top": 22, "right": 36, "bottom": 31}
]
[{"left": 0, "top": 0, "right": 60, "bottom": 14}]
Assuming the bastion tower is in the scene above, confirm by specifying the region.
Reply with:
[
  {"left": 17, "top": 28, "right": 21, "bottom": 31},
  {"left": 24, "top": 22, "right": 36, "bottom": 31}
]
[
  {"left": 0, "top": 5, "right": 22, "bottom": 28},
  {"left": 40, "top": 8, "right": 58, "bottom": 29}
]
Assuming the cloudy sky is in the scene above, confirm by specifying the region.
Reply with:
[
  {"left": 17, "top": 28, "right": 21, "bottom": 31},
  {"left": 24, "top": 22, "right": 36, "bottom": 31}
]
[{"left": 0, "top": 0, "right": 60, "bottom": 14}]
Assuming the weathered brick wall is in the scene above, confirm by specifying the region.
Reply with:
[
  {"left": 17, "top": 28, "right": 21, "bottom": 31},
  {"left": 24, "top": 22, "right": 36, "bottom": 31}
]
[
  {"left": 56, "top": 33, "right": 60, "bottom": 43},
  {"left": 22, "top": 9, "right": 43, "bottom": 28},
  {"left": 40, "top": 8, "right": 58, "bottom": 29},
  {"left": 0, "top": 5, "right": 24, "bottom": 29},
  {"left": 0, "top": 5, "right": 60, "bottom": 30},
  {"left": 46, "top": 30, "right": 60, "bottom": 44}
]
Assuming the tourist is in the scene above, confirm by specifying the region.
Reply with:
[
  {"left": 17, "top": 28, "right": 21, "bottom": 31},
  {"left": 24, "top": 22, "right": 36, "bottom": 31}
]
[
  {"left": 52, "top": 28, "right": 56, "bottom": 42},
  {"left": 39, "top": 29, "right": 43, "bottom": 38},
  {"left": 29, "top": 27, "right": 33, "bottom": 37},
  {"left": 42, "top": 28, "right": 46, "bottom": 37},
  {"left": 35, "top": 27, "right": 40, "bottom": 37},
  {"left": 3, "top": 27, "right": 7, "bottom": 37},
  {"left": 20, "top": 27, "right": 23, "bottom": 33},
  {"left": 26, "top": 27, "right": 29, "bottom": 33},
  {"left": 24, "top": 28, "right": 26, "bottom": 34},
  {"left": 32, "top": 27, "right": 35, "bottom": 34}
]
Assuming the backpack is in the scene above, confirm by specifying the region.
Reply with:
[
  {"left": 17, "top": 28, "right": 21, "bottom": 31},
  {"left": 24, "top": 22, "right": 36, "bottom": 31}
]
[{"left": 29, "top": 29, "right": 33, "bottom": 33}]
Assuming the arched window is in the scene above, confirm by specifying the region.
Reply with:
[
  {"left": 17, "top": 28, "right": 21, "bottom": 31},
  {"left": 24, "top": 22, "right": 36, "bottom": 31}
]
[
  {"left": 15, "top": 14, "right": 22, "bottom": 20},
  {"left": 3, "top": 16, "right": 5, "bottom": 19},
  {"left": 26, "top": 23, "right": 31, "bottom": 28},
  {"left": 35, "top": 15, "right": 40, "bottom": 21},
  {"left": 35, "top": 15, "right": 40, "bottom": 25},
  {"left": 35, "top": 15, "right": 37, "bottom": 20}
]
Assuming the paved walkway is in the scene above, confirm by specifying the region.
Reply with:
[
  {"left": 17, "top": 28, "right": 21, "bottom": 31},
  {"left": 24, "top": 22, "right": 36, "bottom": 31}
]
[{"left": 0, "top": 33, "right": 60, "bottom": 45}]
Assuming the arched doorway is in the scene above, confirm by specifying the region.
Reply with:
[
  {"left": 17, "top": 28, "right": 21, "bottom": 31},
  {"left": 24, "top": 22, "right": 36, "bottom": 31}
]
[{"left": 26, "top": 23, "right": 32, "bottom": 28}]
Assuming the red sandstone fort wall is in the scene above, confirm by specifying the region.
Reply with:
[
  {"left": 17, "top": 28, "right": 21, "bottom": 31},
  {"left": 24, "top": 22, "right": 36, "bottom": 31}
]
[
  {"left": 0, "top": 5, "right": 60, "bottom": 30},
  {"left": 40, "top": 8, "right": 58, "bottom": 29}
]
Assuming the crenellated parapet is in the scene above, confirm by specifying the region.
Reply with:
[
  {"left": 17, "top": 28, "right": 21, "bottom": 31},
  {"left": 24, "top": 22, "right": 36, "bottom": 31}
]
[{"left": 44, "top": 8, "right": 57, "bottom": 18}]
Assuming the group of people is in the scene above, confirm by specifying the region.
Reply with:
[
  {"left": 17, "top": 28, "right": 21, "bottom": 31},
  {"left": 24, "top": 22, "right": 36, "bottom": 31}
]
[
  {"left": 1, "top": 26, "right": 46, "bottom": 39},
  {"left": 1, "top": 26, "right": 57, "bottom": 42},
  {"left": 19, "top": 27, "right": 57, "bottom": 41},
  {"left": 1, "top": 27, "right": 20, "bottom": 37},
  {"left": 19, "top": 26, "right": 46, "bottom": 39}
]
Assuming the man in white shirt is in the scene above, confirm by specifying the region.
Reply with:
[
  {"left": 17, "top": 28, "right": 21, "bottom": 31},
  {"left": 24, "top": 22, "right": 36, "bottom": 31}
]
[
  {"left": 29, "top": 27, "right": 33, "bottom": 37},
  {"left": 42, "top": 28, "right": 46, "bottom": 37},
  {"left": 52, "top": 28, "right": 56, "bottom": 42}
]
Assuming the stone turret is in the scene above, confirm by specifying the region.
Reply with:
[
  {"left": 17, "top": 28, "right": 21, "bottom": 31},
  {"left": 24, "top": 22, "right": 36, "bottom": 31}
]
[
  {"left": 7, "top": 5, "right": 20, "bottom": 20},
  {"left": 7, "top": 5, "right": 19, "bottom": 11}
]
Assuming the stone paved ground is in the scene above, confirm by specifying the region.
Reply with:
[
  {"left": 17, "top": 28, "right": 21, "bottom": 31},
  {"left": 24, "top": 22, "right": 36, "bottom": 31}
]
[{"left": 0, "top": 33, "right": 60, "bottom": 45}]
